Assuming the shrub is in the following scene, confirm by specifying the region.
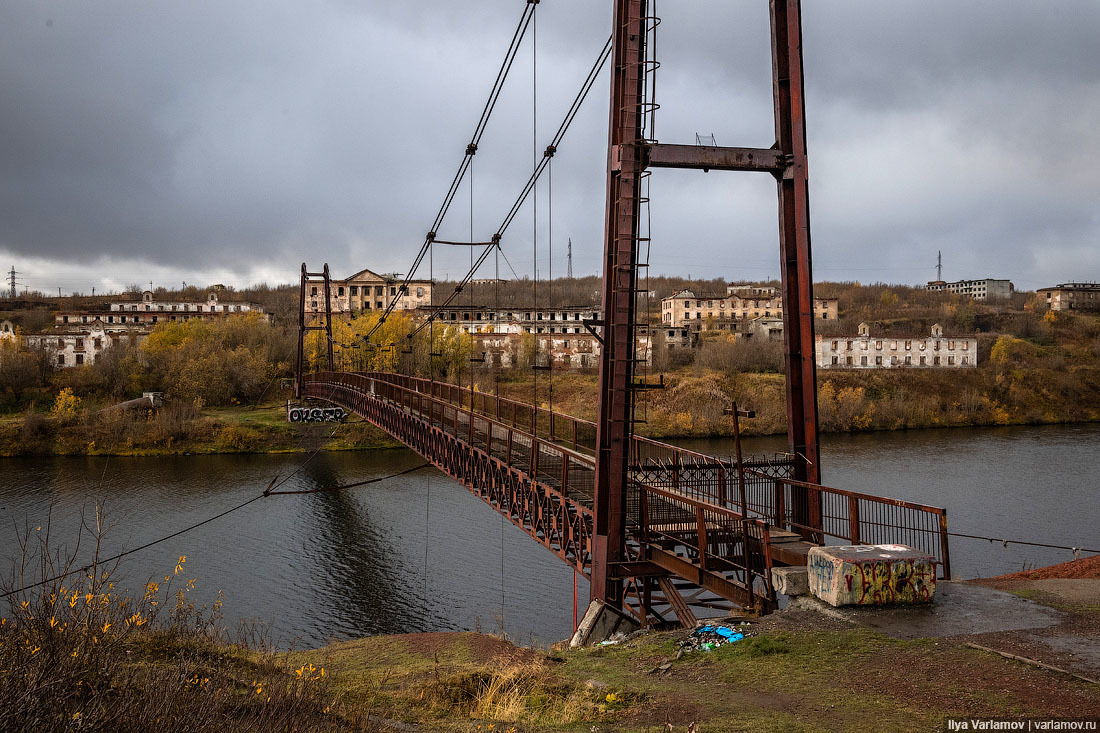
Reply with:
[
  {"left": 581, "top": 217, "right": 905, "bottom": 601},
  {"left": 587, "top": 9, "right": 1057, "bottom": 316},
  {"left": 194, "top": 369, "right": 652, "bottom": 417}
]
[
  {"left": 0, "top": 514, "right": 352, "bottom": 731},
  {"left": 50, "top": 387, "right": 82, "bottom": 422}
]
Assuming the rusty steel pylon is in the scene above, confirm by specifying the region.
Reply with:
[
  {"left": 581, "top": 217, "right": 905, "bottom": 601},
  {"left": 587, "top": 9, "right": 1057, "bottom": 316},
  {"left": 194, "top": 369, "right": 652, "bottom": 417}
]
[
  {"left": 592, "top": 0, "right": 823, "bottom": 609},
  {"left": 296, "top": 263, "right": 335, "bottom": 399}
]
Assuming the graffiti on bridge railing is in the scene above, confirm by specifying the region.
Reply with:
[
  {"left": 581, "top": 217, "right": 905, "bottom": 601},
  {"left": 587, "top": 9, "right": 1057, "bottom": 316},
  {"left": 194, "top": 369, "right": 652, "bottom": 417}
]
[{"left": 287, "top": 404, "right": 348, "bottom": 423}]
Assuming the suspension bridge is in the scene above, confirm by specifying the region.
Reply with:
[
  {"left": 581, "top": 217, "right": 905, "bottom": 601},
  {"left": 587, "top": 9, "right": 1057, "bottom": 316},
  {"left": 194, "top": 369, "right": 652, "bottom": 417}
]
[{"left": 294, "top": 0, "right": 951, "bottom": 628}]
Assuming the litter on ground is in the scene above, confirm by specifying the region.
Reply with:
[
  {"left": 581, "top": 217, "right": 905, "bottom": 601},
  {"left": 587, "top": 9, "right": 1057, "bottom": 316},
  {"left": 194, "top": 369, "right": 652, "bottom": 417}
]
[{"left": 678, "top": 624, "right": 751, "bottom": 652}]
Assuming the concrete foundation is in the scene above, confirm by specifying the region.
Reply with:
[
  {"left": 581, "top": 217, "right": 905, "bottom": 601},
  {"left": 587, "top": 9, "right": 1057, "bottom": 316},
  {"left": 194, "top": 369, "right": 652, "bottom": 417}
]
[
  {"left": 807, "top": 544, "right": 936, "bottom": 607},
  {"left": 569, "top": 600, "right": 641, "bottom": 647},
  {"left": 771, "top": 566, "right": 810, "bottom": 596}
]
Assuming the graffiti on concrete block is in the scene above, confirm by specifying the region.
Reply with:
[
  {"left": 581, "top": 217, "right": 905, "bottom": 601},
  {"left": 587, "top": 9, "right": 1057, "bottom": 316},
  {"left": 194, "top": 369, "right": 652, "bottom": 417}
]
[
  {"left": 807, "top": 545, "right": 936, "bottom": 607},
  {"left": 287, "top": 405, "right": 347, "bottom": 423}
]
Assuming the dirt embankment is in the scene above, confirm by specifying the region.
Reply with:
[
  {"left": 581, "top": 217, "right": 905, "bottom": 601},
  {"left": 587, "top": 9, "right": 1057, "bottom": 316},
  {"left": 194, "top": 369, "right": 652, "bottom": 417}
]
[{"left": 985, "top": 554, "right": 1100, "bottom": 581}]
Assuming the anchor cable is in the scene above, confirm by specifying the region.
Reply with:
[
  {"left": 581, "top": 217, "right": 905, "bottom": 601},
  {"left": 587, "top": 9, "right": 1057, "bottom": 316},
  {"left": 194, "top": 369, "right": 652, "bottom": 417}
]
[{"left": 1, "top": 434, "right": 427, "bottom": 599}]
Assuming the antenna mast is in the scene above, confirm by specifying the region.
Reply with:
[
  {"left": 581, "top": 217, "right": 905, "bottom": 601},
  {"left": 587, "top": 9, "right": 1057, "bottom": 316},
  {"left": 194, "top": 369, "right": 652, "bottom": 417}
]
[
  {"left": 567, "top": 238, "right": 573, "bottom": 278},
  {"left": 937, "top": 250, "right": 942, "bottom": 281}
]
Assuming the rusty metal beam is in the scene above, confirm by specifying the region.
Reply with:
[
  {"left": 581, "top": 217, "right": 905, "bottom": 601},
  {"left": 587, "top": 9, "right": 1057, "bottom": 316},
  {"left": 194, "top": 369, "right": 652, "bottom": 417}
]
[
  {"left": 592, "top": 0, "right": 647, "bottom": 610},
  {"left": 771, "top": 0, "right": 822, "bottom": 535},
  {"left": 646, "top": 546, "right": 766, "bottom": 612},
  {"left": 641, "top": 143, "right": 787, "bottom": 173}
]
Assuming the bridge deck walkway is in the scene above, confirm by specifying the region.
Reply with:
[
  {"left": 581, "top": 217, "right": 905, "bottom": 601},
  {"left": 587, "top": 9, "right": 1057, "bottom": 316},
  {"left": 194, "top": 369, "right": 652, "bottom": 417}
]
[{"left": 303, "top": 371, "right": 951, "bottom": 620}]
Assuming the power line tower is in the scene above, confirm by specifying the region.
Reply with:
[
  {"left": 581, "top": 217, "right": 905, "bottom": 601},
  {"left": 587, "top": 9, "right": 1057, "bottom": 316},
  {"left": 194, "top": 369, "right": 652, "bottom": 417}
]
[
  {"left": 567, "top": 238, "right": 573, "bottom": 279},
  {"left": 592, "top": 0, "right": 823, "bottom": 611},
  {"left": 295, "top": 263, "right": 335, "bottom": 398},
  {"left": 7, "top": 266, "right": 15, "bottom": 299}
]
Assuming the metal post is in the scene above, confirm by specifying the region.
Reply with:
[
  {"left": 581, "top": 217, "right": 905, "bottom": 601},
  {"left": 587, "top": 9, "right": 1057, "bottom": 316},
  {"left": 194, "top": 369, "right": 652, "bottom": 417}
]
[
  {"left": 770, "top": 0, "right": 822, "bottom": 537},
  {"left": 322, "top": 264, "right": 335, "bottom": 371},
  {"left": 593, "top": 0, "right": 647, "bottom": 608},
  {"left": 296, "top": 263, "right": 307, "bottom": 398}
]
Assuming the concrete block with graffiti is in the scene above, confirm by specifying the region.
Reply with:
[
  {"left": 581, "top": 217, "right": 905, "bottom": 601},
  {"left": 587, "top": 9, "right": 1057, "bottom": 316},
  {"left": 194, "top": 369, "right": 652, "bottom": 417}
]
[{"left": 807, "top": 545, "right": 936, "bottom": 607}]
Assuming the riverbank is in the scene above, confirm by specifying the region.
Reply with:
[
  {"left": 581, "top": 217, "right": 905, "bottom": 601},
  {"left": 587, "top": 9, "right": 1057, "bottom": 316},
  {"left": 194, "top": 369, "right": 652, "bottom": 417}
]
[
  {"left": 0, "top": 402, "right": 401, "bottom": 457},
  {"left": 281, "top": 555, "right": 1100, "bottom": 730},
  {"left": 9, "top": 581, "right": 1095, "bottom": 731},
  {"left": 3, "top": 353, "right": 1099, "bottom": 456},
  {"left": 493, "top": 364, "right": 1100, "bottom": 438}
]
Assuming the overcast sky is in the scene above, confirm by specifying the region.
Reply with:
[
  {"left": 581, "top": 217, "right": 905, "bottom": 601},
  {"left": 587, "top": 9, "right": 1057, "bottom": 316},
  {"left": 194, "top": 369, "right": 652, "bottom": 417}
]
[{"left": 1, "top": 1, "right": 1098, "bottom": 295}]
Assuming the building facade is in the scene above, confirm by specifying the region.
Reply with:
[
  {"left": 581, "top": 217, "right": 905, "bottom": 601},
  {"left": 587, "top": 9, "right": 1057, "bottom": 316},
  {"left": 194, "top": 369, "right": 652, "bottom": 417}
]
[
  {"left": 309, "top": 268, "right": 433, "bottom": 314},
  {"left": 109, "top": 290, "right": 267, "bottom": 316},
  {"left": 816, "top": 323, "right": 977, "bottom": 369},
  {"left": 420, "top": 305, "right": 600, "bottom": 335},
  {"left": 27, "top": 291, "right": 267, "bottom": 369},
  {"left": 1037, "top": 282, "right": 1100, "bottom": 312},
  {"left": 24, "top": 323, "right": 145, "bottom": 368},
  {"left": 661, "top": 288, "right": 838, "bottom": 328},
  {"left": 925, "top": 278, "right": 1013, "bottom": 300}
]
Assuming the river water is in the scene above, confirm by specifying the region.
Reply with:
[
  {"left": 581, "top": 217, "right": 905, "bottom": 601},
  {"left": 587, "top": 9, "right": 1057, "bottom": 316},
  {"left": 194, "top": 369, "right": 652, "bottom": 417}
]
[{"left": 1, "top": 423, "right": 1096, "bottom": 647}]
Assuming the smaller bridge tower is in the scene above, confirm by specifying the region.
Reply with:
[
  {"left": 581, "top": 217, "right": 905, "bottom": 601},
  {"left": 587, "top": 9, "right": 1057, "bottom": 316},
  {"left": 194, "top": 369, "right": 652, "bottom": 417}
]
[{"left": 296, "top": 263, "right": 335, "bottom": 398}]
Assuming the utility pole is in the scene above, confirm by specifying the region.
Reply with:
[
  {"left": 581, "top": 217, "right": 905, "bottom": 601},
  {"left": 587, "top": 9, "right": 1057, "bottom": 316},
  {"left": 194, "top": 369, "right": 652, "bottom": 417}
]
[
  {"left": 7, "top": 266, "right": 15, "bottom": 299},
  {"left": 567, "top": 238, "right": 573, "bottom": 279}
]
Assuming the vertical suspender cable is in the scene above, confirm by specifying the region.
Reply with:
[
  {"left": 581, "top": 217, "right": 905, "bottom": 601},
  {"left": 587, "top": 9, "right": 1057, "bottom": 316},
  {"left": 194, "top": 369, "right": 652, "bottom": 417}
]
[
  {"left": 470, "top": 157, "right": 476, "bottom": 397},
  {"left": 531, "top": 0, "right": 539, "bottom": 415},
  {"left": 429, "top": 241, "right": 434, "bottom": 381},
  {"left": 548, "top": 155, "right": 554, "bottom": 418}
]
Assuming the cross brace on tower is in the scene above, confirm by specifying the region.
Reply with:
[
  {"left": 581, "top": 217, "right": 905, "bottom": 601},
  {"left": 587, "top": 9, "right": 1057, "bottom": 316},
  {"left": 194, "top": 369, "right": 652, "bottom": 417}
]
[
  {"left": 591, "top": 0, "right": 823, "bottom": 610},
  {"left": 296, "top": 263, "right": 335, "bottom": 398}
]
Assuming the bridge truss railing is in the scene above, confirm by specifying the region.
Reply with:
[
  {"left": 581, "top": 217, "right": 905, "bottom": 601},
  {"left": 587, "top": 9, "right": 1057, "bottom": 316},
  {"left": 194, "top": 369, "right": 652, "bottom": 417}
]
[
  {"left": 304, "top": 371, "right": 596, "bottom": 575},
  {"left": 361, "top": 372, "right": 599, "bottom": 452},
  {"left": 635, "top": 482, "right": 777, "bottom": 612},
  {"left": 304, "top": 371, "right": 782, "bottom": 613},
  {"left": 315, "top": 372, "right": 950, "bottom": 579},
  {"left": 743, "top": 470, "right": 952, "bottom": 579}
]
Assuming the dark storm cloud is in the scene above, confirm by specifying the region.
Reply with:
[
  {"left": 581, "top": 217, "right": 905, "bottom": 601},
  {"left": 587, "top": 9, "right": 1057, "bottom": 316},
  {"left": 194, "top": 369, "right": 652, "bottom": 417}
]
[{"left": 0, "top": 1, "right": 1097, "bottom": 292}]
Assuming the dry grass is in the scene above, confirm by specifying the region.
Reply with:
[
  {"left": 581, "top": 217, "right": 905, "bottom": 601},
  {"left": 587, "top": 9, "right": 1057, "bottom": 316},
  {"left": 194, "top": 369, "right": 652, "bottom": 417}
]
[
  {"left": 421, "top": 656, "right": 599, "bottom": 725},
  {"left": 0, "top": 510, "right": 368, "bottom": 732}
]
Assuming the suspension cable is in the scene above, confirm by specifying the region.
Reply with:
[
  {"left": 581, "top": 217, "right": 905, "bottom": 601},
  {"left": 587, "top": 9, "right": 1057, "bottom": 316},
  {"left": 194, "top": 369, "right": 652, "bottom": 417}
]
[
  {"left": 379, "top": 35, "right": 613, "bottom": 350},
  {"left": 364, "top": 3, "right": 537, "bottom": 345}
]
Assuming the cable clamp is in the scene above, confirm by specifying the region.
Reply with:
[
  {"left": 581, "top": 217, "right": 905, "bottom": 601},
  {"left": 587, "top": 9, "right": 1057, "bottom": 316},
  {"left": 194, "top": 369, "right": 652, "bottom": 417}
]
[
  {"left": 466, "top": 143, "right": 478, "bottom": 156},
  {"left": 544, "top": 145, "right": 556, "bottom": 158}
]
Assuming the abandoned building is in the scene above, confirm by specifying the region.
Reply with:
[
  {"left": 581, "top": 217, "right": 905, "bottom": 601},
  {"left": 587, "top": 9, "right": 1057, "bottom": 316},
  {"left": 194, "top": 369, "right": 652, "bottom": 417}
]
[{"left": 816, "top": 323, "right": 977, "bottom": 369}]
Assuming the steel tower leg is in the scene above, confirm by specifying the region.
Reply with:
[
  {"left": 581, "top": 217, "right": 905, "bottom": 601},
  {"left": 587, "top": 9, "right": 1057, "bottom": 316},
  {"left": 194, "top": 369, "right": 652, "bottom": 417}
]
[
  {"left": 771, "top": 0, "right": 822, "bottom": 535},
  {"left": 592, "top": 0, "right": 647, "bottom": 608}
]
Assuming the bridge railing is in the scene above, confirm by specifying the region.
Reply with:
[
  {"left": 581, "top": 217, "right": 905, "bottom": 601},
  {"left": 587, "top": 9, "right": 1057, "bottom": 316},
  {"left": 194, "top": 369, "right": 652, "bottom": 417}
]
[
  {"left": 308, "top": 371, "right": 599, "bottom": 505},
  {"left": 742, "top": 469, "right": 951, "bottom": 579},
  {"left": 360, "top": 372, "right": 600, "bottom": 452},
  {"left": 314, "top": 371, "right": 950, "bottom": 577},
  {"left": 358, "top": 373, "right": 789, "bottom": 500},
  {"left": 638, "top": 482, "right": 777, "bottom": 611}
]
